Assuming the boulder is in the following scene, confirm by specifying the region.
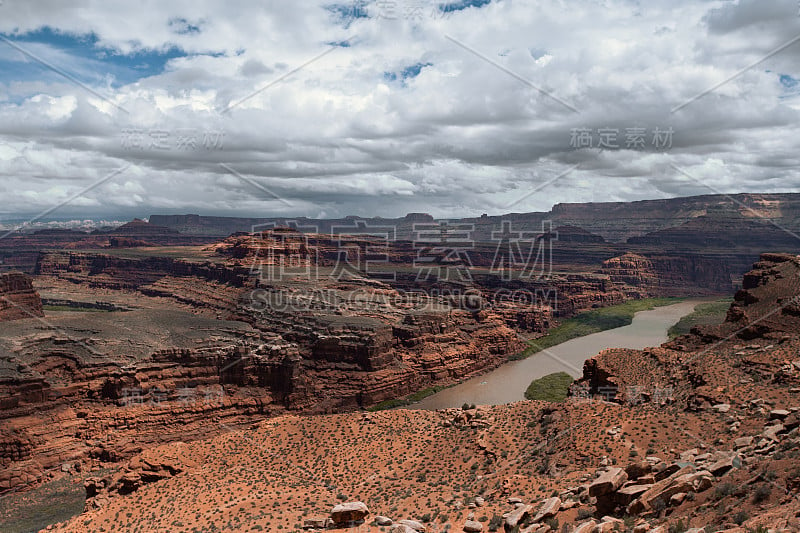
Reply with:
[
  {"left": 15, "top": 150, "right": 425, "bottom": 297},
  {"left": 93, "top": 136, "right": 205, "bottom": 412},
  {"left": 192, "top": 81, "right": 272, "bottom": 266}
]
[
  {"left": 614, "top": 484, "right": 651, "bottom": 505},
  {"left": 708, "top": 455, "right": 740, "bottom": 477},
  {"left": 589, "top": 468, "right": 628, "bottom": 497},
  {"left": 504, "top": 504, "right": 533, "bottom": 530},
  {"left": 770, "top": 409, "right": 790, "bottom": 420},
  {"left": 532, "top": 497, "right": 560, "bottom": 522},
  {"left": 84, "top": 477, "right": 105, "bottom": 498},
  {"left": 625, "top": 461, "right": 651, "bottom": 481},
  {"left": 654, "top": 464, "right": 681, "bottom": 481},
  {"left": 464, "top": 520, "right": 484, "bottom": 532},
  {"left": 679, "top": 449, "right": 699, "bottom": 462},
  {"left": 783, "top": 411, "right": 800, "bottom": 430},
  {"left": 763, "top": 424, "right": 785, "bottom": 442},
  {"left": 521, "top": 525, "right": 550, "bottom": 533},
  {"left": 669, "top": 492, "right": 686, "bottom": 505},
  {"left": 376, "top": 516, "right": 394, "bottom": 526},
  {"left": 398, "top": 519, "right": 426, "bottom": 532},
  {"left": 303, "top": 517, "right": 328, "bottom": 529},
  {"left": 688, "top": 470, "right": 714, "bottom": 492},
  {"left": 572, "top": 522, "right": 597, "bottom": 533},
  {"left": 627, "top": 466, "right": 695, "bottom": 515},
  {"left": 632, "top": 474, "right": 655, "bottom": 485},
  {"left": 330, "top": 501, "right": 370, "bottom": 526},
  {"left": 594, "top": 517, "right": 624, "bottom": 533}
]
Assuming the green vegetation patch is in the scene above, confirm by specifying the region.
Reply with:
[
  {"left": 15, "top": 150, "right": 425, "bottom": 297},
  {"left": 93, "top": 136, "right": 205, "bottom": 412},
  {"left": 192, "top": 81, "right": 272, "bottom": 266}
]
[
  {"left": 0, "top": 472, "right": 107, "bottom": 533},
  {"left": 668, "top": 297, "right": 732, "bottom": 339},
  {"left": 512, "top": 297, "right": 684, "bottom": 360},
  {"left": 43, "top": 305, "right": 110, "bottom": 313},
  {"left": 524, "top": 372, "right": 574, "bottom": 402}
]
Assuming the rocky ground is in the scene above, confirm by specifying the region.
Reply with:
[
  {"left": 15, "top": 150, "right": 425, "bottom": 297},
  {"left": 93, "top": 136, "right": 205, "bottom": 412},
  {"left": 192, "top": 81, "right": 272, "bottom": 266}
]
[
  {"left": 3, "top": 226, "right": 657, "bottom": 496},
  {"left": 2, "top": 206, "right": 800, "bottom": 532},
  {"left": 22, "top": 252, "right": 800, "bottom": 532}
]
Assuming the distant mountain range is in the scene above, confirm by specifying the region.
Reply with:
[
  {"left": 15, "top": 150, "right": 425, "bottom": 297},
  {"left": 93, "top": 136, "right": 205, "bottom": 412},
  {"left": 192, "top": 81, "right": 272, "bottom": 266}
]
[{"left": 149, "top": 192, "right": 800, "bottom": 244}]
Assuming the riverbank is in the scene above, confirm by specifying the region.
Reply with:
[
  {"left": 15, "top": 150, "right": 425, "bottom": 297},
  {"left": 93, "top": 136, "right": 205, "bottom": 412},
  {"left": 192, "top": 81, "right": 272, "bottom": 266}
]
[
  {"left": 667, "top": 297, "right": 733, "bottom": 339},
  {"left": 408, "top": 298, "right": 705, "bottom": 410},
  {"left": 511, "top": 297, "right": 685, "bottom": 360}
]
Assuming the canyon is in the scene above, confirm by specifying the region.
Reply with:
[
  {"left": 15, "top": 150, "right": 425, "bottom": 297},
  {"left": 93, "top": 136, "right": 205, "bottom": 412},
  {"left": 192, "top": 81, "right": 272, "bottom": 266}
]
[
  {"left": 1, "top": 194, "right": 800, "bottom": 531},
  {"left": 36, "top": 253, "right": 800, "bottom": 533}
]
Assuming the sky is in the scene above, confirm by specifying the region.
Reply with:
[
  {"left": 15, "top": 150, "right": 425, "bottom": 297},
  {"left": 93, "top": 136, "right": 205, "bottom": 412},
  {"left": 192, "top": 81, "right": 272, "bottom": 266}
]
[{"left": 0, "top": 0, "right": 799, "bottom": 221}]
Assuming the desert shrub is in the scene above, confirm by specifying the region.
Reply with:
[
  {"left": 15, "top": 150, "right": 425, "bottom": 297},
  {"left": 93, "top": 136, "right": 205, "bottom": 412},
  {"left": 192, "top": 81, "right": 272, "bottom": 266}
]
[
  {"left": 752, "top": 484, "right": 771, "bottom": 503},
  {"left": 668, "top": 521, "right": 687, "bottom": 533},
  {"left": 713, "top": 482, "right": 736, "bottom": 499}
]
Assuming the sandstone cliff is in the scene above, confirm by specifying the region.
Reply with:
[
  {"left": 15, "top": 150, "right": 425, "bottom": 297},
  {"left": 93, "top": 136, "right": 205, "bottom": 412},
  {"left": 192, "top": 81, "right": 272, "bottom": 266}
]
[
  {"left": 0, "top": 272, "right": 43, "bottom": 321},
  {"left": 580, "top": 252, "right": 800, "bottom": 410}
]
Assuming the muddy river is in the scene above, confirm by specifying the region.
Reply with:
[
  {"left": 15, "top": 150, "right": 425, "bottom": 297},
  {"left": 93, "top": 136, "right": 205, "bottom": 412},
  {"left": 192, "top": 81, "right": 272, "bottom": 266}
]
[{"left": 410, "top": 299, "right": 704, "bottom": 410}]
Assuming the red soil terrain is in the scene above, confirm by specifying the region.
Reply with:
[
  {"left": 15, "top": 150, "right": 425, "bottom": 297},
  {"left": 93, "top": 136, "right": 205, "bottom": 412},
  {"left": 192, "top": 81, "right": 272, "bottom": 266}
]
[
  {"left": 29, "top": 252, "right": 800, "bottom": 533},
  {"left": 1, "top": 194, "right": 800, "bottom": 532},
  {"left": 0, "top": 222, "right": 673, "bottom": 498}
]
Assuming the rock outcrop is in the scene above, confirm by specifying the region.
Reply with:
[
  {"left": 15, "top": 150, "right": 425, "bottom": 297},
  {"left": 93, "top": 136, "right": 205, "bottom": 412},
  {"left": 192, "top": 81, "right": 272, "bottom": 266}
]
[
  {"left": 25, "top": 251, "right": 800, "bottom": 533},
  {"left": 329, "top": 502, "right": 370, "bottom": 526},
  {"left": 0, "top": 272, "right": 43, "bottom": 321}
]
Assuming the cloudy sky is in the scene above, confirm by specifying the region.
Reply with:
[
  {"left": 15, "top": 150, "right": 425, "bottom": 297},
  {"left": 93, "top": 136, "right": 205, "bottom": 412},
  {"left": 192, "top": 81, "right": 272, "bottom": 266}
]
[{"left": 0, "top": 0, "right": 799, "bottom": 221}]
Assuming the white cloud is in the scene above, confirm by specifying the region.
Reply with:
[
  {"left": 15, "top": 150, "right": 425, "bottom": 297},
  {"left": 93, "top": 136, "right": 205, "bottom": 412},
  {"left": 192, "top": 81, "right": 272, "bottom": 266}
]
[{"left": 0, "top": 0, "right": 798, "bottom": 219}]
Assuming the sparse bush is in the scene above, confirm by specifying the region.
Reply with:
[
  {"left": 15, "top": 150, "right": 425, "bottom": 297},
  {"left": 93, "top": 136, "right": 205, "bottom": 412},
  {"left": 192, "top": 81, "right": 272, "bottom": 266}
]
[
  {"left": 668, "top": 521, "right": 687, "bottom": 533},
  {"left": 713, "top": 482, "right": 736, "bottom": 499},
  {"left": 752, "top": 484, "right": 771, "bottom": 503}
]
